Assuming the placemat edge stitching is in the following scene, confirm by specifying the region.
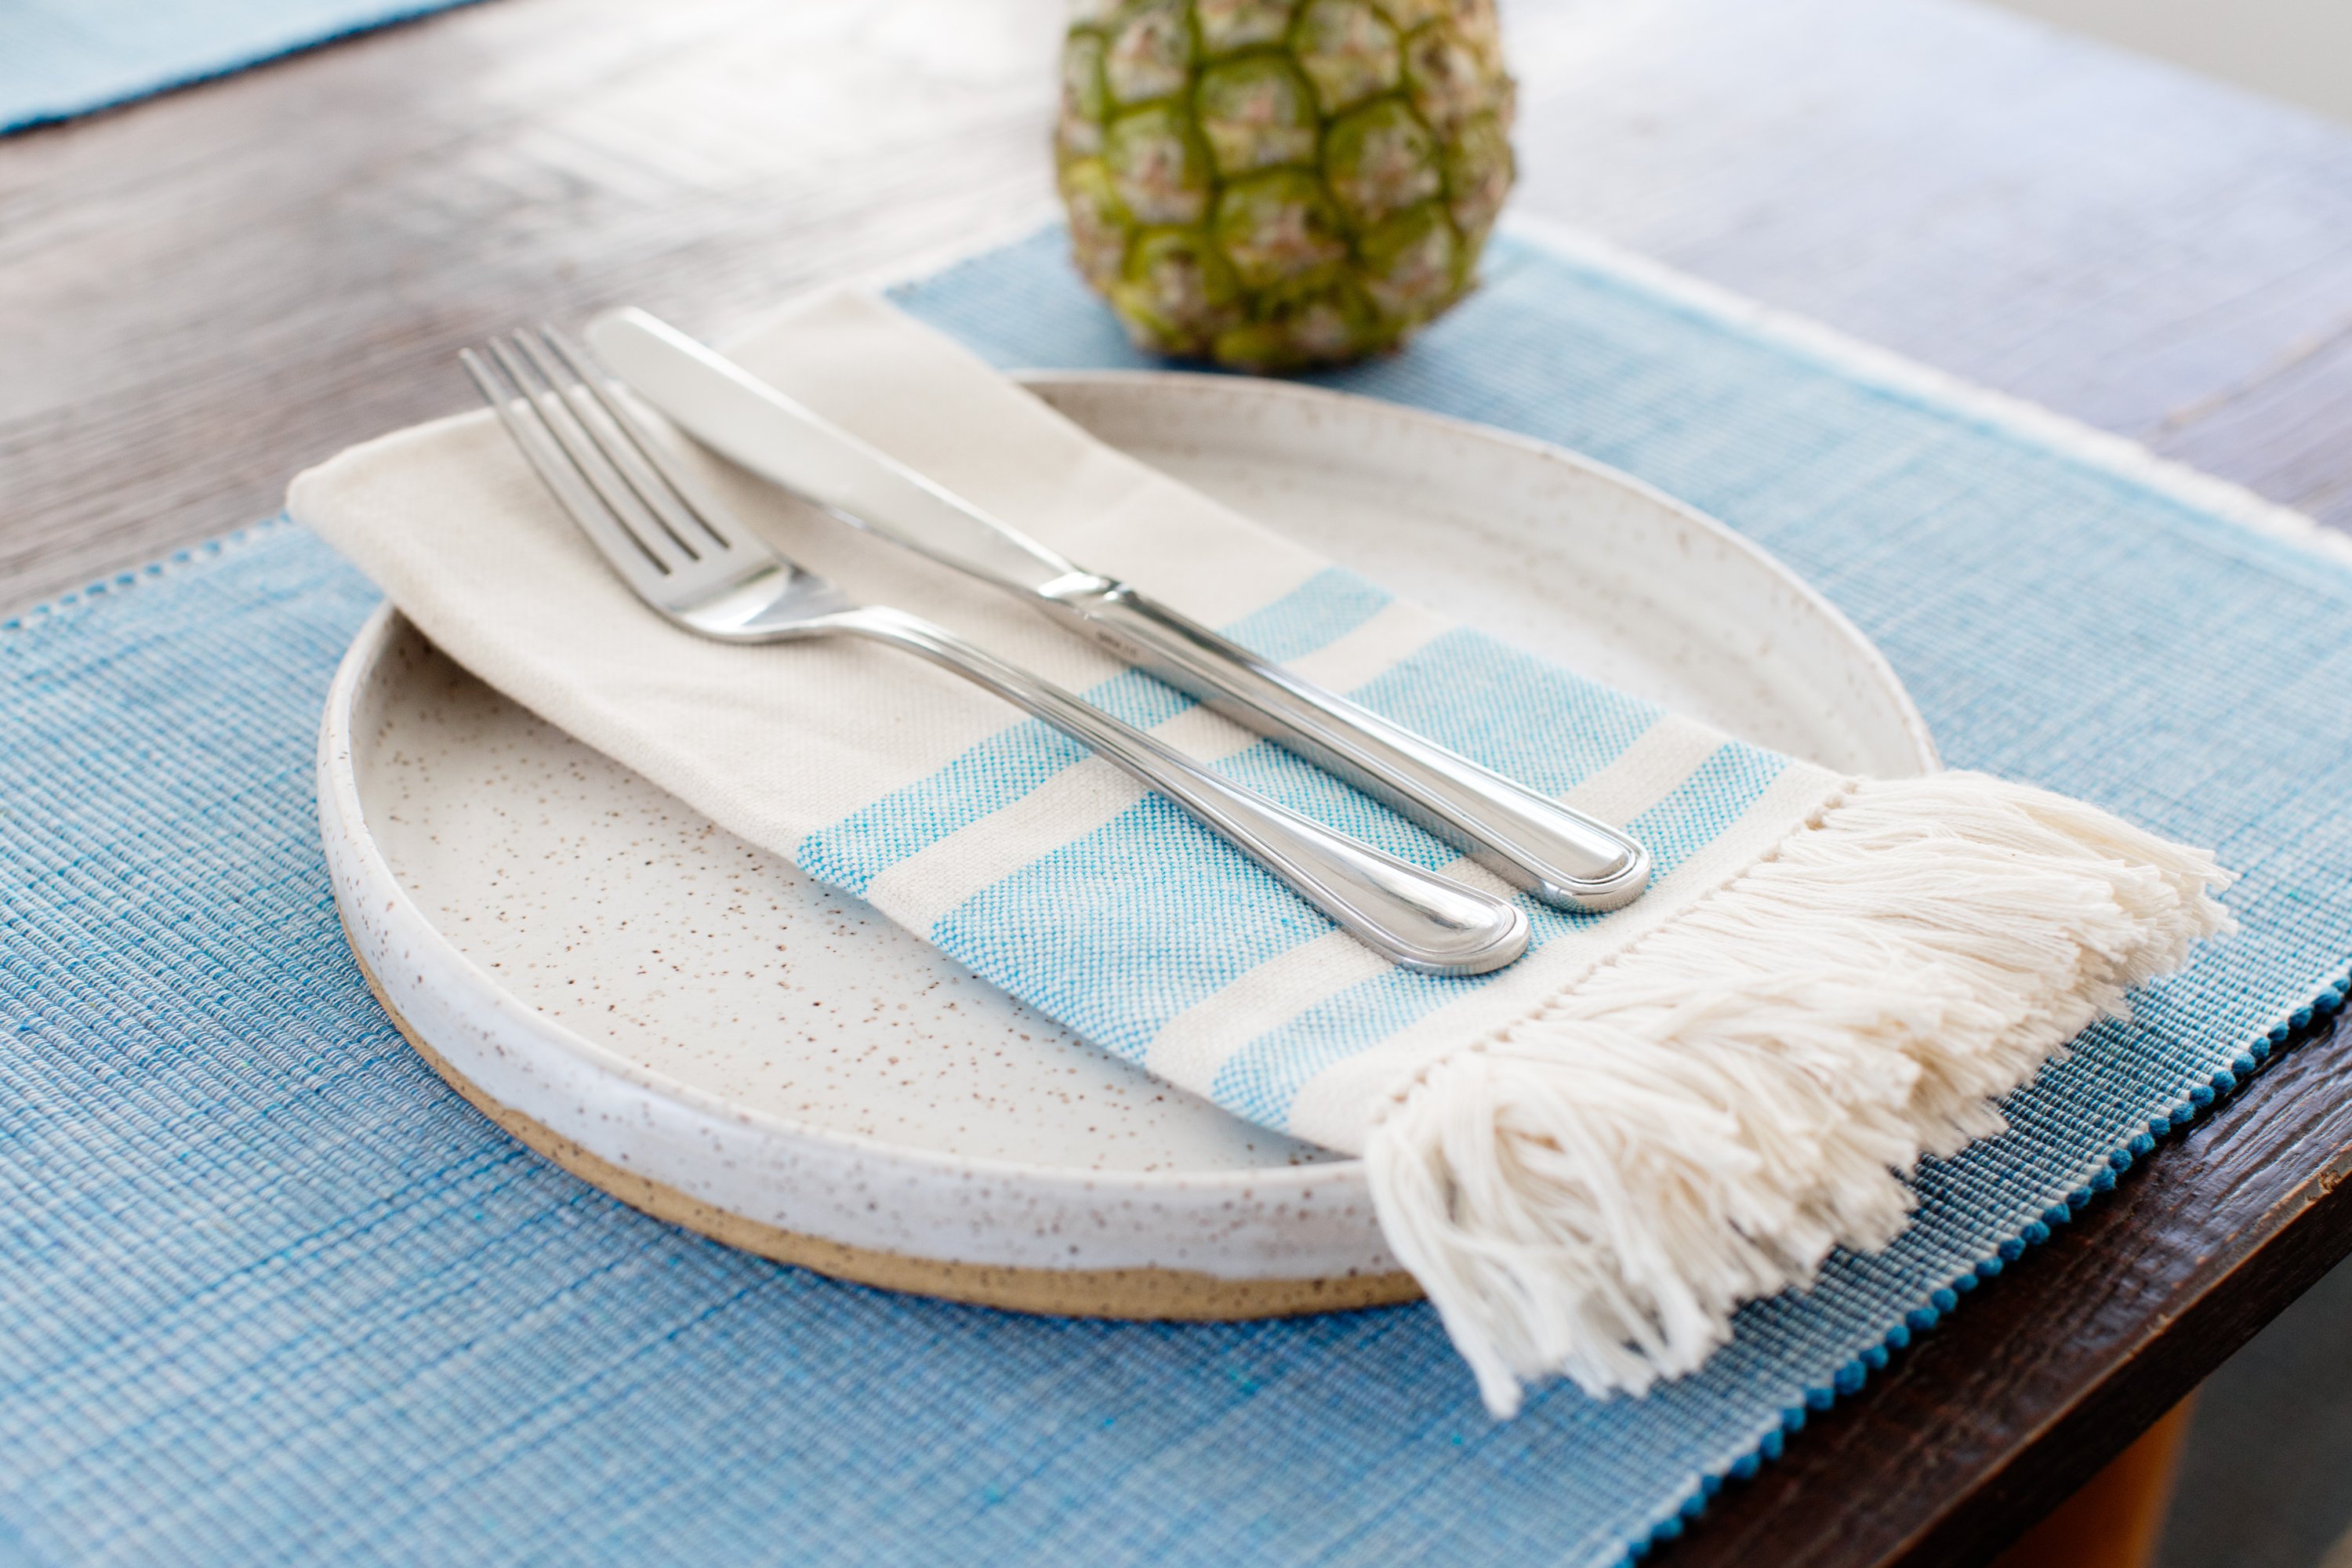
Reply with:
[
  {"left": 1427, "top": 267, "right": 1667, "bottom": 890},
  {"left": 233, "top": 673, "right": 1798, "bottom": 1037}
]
[{"left": 1501, "top": 213, "right": 2349, "bottom": 571}]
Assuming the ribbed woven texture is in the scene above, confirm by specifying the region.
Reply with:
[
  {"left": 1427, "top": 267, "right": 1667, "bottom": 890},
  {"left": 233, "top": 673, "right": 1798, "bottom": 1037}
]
[
  {"left": 6, "top": 230, "right": 2350, "bottom": 1566},
  {"left": 0, "top": 0, "right": 481, "bottom": 132}
]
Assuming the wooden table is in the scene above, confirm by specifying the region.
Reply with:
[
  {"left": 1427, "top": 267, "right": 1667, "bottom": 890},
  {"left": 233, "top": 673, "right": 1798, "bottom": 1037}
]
[{"left": 5, "top": 0, "right": 2349, "bottom": 1560}]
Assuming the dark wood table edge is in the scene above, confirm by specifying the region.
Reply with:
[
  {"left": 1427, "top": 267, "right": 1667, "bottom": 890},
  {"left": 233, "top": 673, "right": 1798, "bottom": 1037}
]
[{"left": 1666, "top": 995, "right": 2352, "bottom": 1567}]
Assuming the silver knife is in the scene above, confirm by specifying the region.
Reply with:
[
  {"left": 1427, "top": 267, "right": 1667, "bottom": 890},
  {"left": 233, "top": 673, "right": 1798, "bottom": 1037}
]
[{"left": 586, "top": 307, "right": 1651, "bottom": 912}]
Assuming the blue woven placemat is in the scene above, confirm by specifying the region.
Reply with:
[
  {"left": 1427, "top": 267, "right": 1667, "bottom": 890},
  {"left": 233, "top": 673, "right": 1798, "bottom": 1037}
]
[
  {"left": 0, "top": 0, "right": 484, "bottom": 133},
  {"left": 6, "top": 227, "right": 2351, "bottom": 1566}
]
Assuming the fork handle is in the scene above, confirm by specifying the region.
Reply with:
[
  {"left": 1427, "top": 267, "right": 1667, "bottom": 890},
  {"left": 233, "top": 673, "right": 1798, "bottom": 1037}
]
[{"left": 835, "top": 608, "right": 1530, "bottom": 978}]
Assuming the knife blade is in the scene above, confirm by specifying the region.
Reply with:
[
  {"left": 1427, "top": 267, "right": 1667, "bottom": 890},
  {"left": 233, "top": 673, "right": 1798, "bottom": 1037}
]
[{"left": 585, "top": 307, "right": 1650, "bottom": 912}]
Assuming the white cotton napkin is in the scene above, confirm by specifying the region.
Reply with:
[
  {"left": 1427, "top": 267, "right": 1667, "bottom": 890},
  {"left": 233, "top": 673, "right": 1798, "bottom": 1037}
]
[{"left": 289, "top": 289, "right": 2230, "bottom": 1416}]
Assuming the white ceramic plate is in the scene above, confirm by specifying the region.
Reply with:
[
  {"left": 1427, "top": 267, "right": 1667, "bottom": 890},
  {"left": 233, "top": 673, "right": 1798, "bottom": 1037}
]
[{"left": 320, "top": 371, "right": 1937, "bottom": 1317}]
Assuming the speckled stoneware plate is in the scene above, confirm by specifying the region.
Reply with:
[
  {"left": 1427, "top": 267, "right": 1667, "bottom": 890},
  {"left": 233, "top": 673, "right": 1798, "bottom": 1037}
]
[{"left": 319, "top": 371, "right": 1939, "bottom": 1320}]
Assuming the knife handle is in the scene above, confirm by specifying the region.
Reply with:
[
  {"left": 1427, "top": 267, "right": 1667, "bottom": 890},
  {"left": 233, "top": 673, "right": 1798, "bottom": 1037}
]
[{"left": 1036, "top": 579, "right": 1651, "bottom": 912}]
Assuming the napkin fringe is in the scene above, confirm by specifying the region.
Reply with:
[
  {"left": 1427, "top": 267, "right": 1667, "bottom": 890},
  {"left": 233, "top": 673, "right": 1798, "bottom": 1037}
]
[{"left": 1364, "top": 771, "right": 2232, "bottom": 1417}]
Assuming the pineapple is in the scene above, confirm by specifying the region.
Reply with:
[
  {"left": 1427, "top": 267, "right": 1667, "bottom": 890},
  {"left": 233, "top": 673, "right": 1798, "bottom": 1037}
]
[{"left": 1056, "top": 0, "right": 1515, "bottom": 370}]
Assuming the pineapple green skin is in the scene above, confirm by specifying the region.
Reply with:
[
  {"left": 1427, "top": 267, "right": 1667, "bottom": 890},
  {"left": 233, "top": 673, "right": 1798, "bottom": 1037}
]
[{"left": 1057, "top": 0, "right": 1515, "bottom": 371}]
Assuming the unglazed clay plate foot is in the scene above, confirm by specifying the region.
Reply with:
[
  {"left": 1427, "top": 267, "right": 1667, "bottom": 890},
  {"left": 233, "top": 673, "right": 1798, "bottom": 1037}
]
[{"left": 318, "top": 370, "right": 1938, "bottom": 1317}]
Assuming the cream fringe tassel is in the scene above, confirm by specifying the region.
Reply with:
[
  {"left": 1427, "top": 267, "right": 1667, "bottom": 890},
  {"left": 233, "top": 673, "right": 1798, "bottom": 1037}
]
[{"left": 1364, "top": 772, "right": 2234, "bottom": 1418}]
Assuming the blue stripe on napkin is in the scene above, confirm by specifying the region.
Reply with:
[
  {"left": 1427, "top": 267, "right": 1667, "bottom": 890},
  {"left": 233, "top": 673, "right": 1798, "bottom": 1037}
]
[
  {"left": 1226, "top": 564, "right": 1395, "bottom": 660},
  {"left": 1346, "top": 628, "right": 1665, "bottom": 797},
  {"left": 797, "top": 564, "right": 1390, "bottom": 894},
  {"left": 829, "top": 576, "right": 1737, "bottom": 1098},
  {"left": 800, "top": 557, "right": 1721, "bottom": 1112},
  {"left": 938, "top": 793, "right": 1332, "bottom": 1060},
  {"left": 797, "top": 666, "right": 1178, "bottom": 896},
  {"left": 1212, "top": 740, "right": 1787, "bottom": 1127},
  {"left": 800, "top": 522, "right": 1784, "bottom": 1130}
]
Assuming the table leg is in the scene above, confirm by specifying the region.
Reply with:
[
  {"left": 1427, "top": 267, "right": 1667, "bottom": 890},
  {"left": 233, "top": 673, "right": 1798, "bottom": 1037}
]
[{"left": 1992, "top": 1396, "right": 2197, "bottom": 1568}]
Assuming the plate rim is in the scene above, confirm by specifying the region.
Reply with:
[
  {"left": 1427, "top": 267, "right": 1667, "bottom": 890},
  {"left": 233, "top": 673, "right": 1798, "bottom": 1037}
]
[
  {"left": 1020, "top": 368, "right": 1941, "bottom": 774},
  {"left": 321, "top": 369, "right": 1942, "bottom": 1215},
  {"left": 321, "top": 605, "right": 1360, "bottom": 1200}
]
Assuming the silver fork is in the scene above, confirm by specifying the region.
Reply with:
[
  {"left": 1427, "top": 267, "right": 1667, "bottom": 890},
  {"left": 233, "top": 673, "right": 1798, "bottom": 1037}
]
[{"left": 461, "top": 328, "right": 1531, "bottom": 977}]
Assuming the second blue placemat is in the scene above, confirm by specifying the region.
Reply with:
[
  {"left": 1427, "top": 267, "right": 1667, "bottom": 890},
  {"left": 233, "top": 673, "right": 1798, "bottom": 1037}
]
[{"left": 0, "top": 0, "right": 485, "bottom": 133}]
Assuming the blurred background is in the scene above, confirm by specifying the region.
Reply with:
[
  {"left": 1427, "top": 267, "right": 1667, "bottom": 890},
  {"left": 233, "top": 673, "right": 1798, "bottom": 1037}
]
[
  {"left": 1986, "top": 0, "right": 2350, "bottom": 123},
  {"left": 1956, "top": 12, "right": 2350, "bottom": 1566},
  {"left": 1980, "top": 15, "right": 2352, "bottom": 1567},
  {"left": 2160, "top": 1260, "right": 2352, "bottom": 1568}
]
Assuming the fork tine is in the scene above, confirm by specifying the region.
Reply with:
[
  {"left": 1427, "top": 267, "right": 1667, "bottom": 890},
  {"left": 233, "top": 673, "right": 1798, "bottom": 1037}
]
[
  {"left": 537, "top": 325, "right": 746, "bottom": 555},
  {"left": 509, "top": 331, "right": 708, "bottom": 564},
  {"left": 490, "top": 334, "right": 696, "bottom": 571},
  {"left": 526, "top": 326, "right": 722, "bottom": 558},
  {"left": 464, "top": 344, "right": 671, "bottom": 583}
]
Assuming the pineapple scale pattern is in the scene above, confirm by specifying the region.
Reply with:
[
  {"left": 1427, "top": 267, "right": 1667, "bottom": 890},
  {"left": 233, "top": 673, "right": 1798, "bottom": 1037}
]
[{"left": 1056, "top": 0, "right": 1515, "bottom": 368}]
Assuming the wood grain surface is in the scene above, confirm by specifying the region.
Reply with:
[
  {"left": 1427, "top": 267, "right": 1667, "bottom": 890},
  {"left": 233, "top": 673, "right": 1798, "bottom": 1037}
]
[{"left": 4, "top": 0, "right": 2350, "bottom": 1562}]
